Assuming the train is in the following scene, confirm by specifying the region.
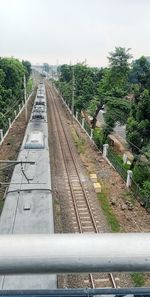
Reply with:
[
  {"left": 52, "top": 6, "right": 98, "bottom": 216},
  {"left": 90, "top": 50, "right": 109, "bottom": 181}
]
[{"left": 0, "top": 82, "right": 57, "bottom": 289}]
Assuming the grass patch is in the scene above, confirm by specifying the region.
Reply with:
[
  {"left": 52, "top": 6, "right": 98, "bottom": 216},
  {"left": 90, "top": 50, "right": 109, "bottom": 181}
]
[
  {"left": 131, "top": 272, "right": 145, "bottom": 287},
  {"left": 71, "top": 129, "right": 85, "bottom": 154},
  {"left": 97, "top": 191, "right": 121, "bottom": 232}
]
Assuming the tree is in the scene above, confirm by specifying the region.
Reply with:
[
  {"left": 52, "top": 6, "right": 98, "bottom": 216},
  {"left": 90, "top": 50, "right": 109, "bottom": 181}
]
[
  {"left": 92, "top": 47, "right": 132, "bottom": 129},
  {"left": 129, "top": 56, "right": 150, "bottom": 91},
  {"left": 0, "top": 57, "right": 25, "bottom": 97},
  {"left": 59, "top": 64, "right": 72, "bottom": 83},
  {"left": 57, "top": 63, "right": 103, "bottom": 111},
  {"left": 141, "top": 181, "right": 150, "bottom": 208},
  {"left": 22, "top": 60, "right": 32, "bottom": 80},
  {"left": 0, "top": 57, "right": 30, "bottom": 132},
  {"left": 126, "top": 89, "right": 150, "bottom": 152}
]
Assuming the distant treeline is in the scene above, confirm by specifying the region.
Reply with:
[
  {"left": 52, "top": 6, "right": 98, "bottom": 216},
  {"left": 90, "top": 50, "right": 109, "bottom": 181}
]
[{"left": 0, "top": 57, "right": 32, "bottom": 132}]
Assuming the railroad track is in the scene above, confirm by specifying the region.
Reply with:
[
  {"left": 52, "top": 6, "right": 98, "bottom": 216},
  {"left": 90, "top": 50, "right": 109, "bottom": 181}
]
[{"left": 46, "top": 82, "right": 117, "bottom": 289}]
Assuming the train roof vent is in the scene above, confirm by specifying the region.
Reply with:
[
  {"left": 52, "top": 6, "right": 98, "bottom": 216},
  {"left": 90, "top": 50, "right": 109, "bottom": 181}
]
[
  {"left": 35, "top": 101, "right": 45, "bottom": 106},
  {"left": 38, "top": 88, "right": 44, "bottom": 91},
  {"left": 37, "top": 94, "right": 44, "bottom": 98},
  {"left": 23, "top": 198, "right": 31, "bottom": 211},
  {"left": 34, "top": 105, "right": 45, "bottom": 112},
  {"left": 32, "top": 112, "right": 45, "bottom": 119},
  {"left": 24, "top": 131, "right": 44, "bottom": 149}
]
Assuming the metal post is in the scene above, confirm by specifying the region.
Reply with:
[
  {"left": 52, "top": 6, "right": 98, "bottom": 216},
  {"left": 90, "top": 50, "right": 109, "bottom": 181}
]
[
  {"left": 123, "top": 153, "right": 128, "bottom": 164},
  {"left": 76, "top": 111, "right": 78, "bottom": 120},
  {"left": 103, "top": 144, "right": 109, "bottom": 159},
  {"left": 8, "top": 118, "right": 11, "bottom": 128},
  {"left": 24, "top": 75, "right": 27, "bottom": 122},
  {"left": 19, "top": 104, "right": 21, "bottom": 112},
  {"left": 82, "top": 117, "right": 85, "bottom": 128},
  {"left": 0, "top": 129, "right": 3, "bottom": 141},
  {"left": 90, "top": 129, "right": 93, "bottom": 139},
  {"left": 126, "top": 170, "right": 133, "bottom": 188}
]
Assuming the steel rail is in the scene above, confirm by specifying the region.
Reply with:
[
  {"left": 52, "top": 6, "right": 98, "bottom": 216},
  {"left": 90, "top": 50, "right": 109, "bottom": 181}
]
[
  {"left": 51, "top": 84, "right": 118, "bottom": 289},
  {"left": 46, "top": 83, "right": 117, "bottom": 289},
  {"left": 48, "top": 85, "right": 98, "bottom": 232},
  {"left": 46, "top": 85, "right": 95, "bottom": 288}
]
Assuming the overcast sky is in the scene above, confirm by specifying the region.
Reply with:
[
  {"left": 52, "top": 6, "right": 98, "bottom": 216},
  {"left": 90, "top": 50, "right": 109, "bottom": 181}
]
[{"left": 0, "top": 0, "right": 150, "bottom": 67}]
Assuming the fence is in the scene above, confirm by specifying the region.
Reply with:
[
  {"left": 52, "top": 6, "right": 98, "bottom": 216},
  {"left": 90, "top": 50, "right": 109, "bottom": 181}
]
[
  {"left": 84, "top": 120, "right": 91, "bottom": 137},
  {"left": 107, "top": 148, "right": 127, "bottom": 181},
  {"left": 0, "top": 92, "right": 34, "bottom": 146},
  {"left": 131, "top": 178, "right": 150, "bottom": 209}
]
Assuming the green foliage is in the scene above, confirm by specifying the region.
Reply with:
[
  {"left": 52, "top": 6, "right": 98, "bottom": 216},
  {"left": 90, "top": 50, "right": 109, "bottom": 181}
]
[
  {"left": 0, "top": 69, "right": 5, "bottom": 84},
  {"left": 93, "top": 128, "right": 104, "bottom": 149},
  {"left": 108, "top": 47, "right": 132, "bottom": 71},
  {"left": 129, "top": 56, "right": 150, "bottom": 90},
  {"left": 133, "top": 161, "right": 150, "bottom": 186},
  {"left": 59, "top": 64, "right": 72, "bottom": 83},
  {"left": 107, "top": 47, "right": 132, "bottom": 94},
  {"left": 132, "top": 158, "right": 150, "bottom": 209},
  {"left": 126, "top": 89, "right": 150, "bottom": 151},
  {"left": 140, "top": 181, "right": 150, "bottom": 208},
  {"left": 26, "top": 78, "right": 33, "bottom": 95},
  {"left": 58, "top": 81, "right": 72, "bottom": 106},
  {"left": 0, "top": 57, "right": 31, "bottom": 132},
  {"left": 103, "top": 97, "right": 130, "bottom": 137},
  {"left": 98, "top": 192, "right": 121, "bottom": 232},
  {"left": 86, "top": 98, "right": 99, "bottom": 116},
  {"left": 94, "top": 47, "right": 132, "bottom": 137},
  {"left": 22, "top": 60, "right": 32, "bottom": 81},
  {"left": 0, "top": 57, "right": 25, "bottom": 96},
  {"left": 57, "top": 63, "right": 103, "bottom": 111},
  {"left": 131, "top": 272, "right": 145, "bottom": 287},
  {"left": 126, "top": 117, "right": 142, "bottom": 150},
  {"left": 57, "top": 51, "right": 150, "bottom": 153},
  {"left": 108, "top": 149, "right": 130, "bottom": 171},
  {"left": 56, "top": 50, "right": 150, "bottom": 211}
]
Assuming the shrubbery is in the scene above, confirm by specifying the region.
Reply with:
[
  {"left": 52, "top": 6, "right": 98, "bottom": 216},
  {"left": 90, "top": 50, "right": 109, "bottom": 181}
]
[{"left": 0, "top": 58, "right": 32, "bottom": 133}]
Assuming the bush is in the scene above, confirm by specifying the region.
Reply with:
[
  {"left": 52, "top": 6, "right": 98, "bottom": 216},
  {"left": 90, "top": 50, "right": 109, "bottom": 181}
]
[
  {"left": 87, "top": 98, "right": 99, "bottom": 116},
  {"left": 93, "top": 128, "right": 104, "bottom": 149},
  {"left": 133, "top": 162, "right": 150, "bottom": 186},
  {"left": 140, "top": 180, "right": 150, "bottom": 209}
]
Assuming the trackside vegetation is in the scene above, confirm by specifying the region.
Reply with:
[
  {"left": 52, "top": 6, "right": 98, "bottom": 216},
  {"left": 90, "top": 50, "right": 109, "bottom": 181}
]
[
  {"left": 55, "top": 47, "right": 150, "bottom": 210},
  {"left": 131, "top": 272, "right": 145, "bottom": 287},
  {"left": 0, "top": 57, "right": 32, "bottom": 133},
  {"left": 97, "top": 192, "right": 121, "bottom": 232}
]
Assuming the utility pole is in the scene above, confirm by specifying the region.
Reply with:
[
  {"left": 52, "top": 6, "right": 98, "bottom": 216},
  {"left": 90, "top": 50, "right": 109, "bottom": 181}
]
[
  {"left": 71, "top": 66, "right": 75, "bottom": 117},
  {"left": 24, "top": 75, "right": 27, "bottom": 122}
]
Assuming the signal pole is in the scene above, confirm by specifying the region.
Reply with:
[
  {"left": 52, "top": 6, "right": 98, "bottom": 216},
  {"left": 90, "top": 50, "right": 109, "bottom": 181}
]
[{"left": 24, "top": 75, "right": 27, "bottom": 122}]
